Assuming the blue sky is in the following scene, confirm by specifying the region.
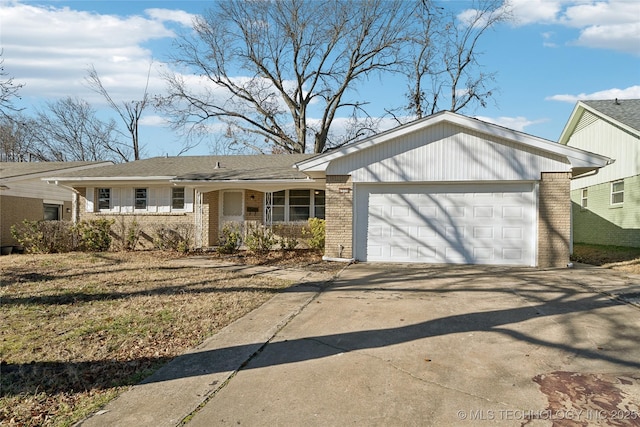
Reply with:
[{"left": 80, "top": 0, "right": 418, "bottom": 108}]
[{"left": 1, "top": 0, "right": 639, "bottom": 158}]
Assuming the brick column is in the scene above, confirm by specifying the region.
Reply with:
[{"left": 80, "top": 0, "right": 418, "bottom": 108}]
[
  {"left": 204, "top": 191, "right": 218, "bottom": 246},
  {"left": 325, "top": 175, "right": 353, "bottom": 259},
  {"left": 538, "top": 172, "right": 572, "bottom": 268}
]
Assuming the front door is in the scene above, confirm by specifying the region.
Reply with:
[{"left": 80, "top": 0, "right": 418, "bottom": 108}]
[{"left": 219, "top": 190, "right": 244, "bottom": 231}]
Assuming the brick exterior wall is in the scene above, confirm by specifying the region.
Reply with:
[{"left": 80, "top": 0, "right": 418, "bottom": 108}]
[
  {"left": 570, "top": 174, "right": 640, "bottom": 248},
  {"left": 1, "top": 195, "right": 72, "bottom": 246},
  {"left": 78, "top": 187, "right": 200, "bottom": 250},
  {"left": 325, "top": 175, "right": 353, "bottom": 259},
  {"left": 538, "top": 172, "right": 572, "bottom": 268}
]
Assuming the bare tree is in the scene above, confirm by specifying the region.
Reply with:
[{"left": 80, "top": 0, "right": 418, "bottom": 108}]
[
  {"left": 0, "top": 114, "right": 38, "bottom": 161},
  {"left": 0, "top": 51, "right": 25, "bottom": 120},
  {"left": 405, "top": 0, "right": 511, "bottom": 118},
  {"left": 32, "top": 97, "right": 127, "bottom": 162},
  {"left": 159, "top": 0, "right": 415, "bottom": 154},
  {"left": 85, "top": 64, "right": 151, "bottom": 160}
]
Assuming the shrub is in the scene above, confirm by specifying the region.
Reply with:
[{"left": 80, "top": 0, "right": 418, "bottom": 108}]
[
  {"left": 11, "top": 220, "right": 79, "bottom": 253},
  {"left": 113, "top": 217, "right": 142, "bottom": 251},
  {"left": 245, "top": 224, "right": 276, "bottom": 253},
  {"left": 10, "top": 219, "right": 113, "bottom": 253},
  {"left": 76, "top": 219, "right": 114, "bottom": 252},
  {"left": 273, "top": 224, "right": 299, "bottom": 251},
  {"left": 218, "top": 222, "right": 242, "bottom": 254},
  {"left": 305, "top": 218, "right": 325, "bottom": 251},
  {"left": 153, "top": 223, "right": 194, "bottom": 253}
]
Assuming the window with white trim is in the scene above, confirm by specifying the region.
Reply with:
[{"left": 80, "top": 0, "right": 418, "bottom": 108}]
[
  {"left": 172, "top": 187, "right": 185, "bottom": 210},
  {"left": 611, "top": 180, "right": 624, "bottom": 205},
  {"left": 271, "top": 189, "right": 325, "bottom": 222},
  {"left": 97, "top": 188, "right": 111, "bottom": 211},
  {"left": 581, "top": 188, "right": 588, "bottom": 208},
  {"left": 135, "top": 188, "right": 147, "bottom": 210}
]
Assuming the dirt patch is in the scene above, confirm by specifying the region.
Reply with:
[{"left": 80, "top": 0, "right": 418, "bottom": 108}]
[
  {"left": 0, "top": 250, "right": 329, "bottom": 427},
  {"left": 531, "top": 371, "right": 640, "bottom": 426}
]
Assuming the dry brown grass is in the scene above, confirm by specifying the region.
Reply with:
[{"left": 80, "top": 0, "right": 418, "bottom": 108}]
[
  {"left": 572, "top": 243, "right": 640, "bottom": 274},
  {"left": 0, "top": 251, "right": 298, "bottom": 427}
]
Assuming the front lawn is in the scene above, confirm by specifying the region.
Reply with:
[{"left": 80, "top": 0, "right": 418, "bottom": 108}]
[
  {"left": 572, "top": 243, "right": 640, "bottom": 274},
  {"left": 0, "top": 251, "right": 292, "bottom": 426}
]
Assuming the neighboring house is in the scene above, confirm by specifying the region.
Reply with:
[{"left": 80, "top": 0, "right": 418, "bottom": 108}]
[
  {"left": 559, "top": 99, "right": 640, "bottom": 248},
  {"left": 45, "top": 111, "right": 610, "bottom": 267},
  {"left": 0, "top": 161, "right": 113, "bottom": 247}
]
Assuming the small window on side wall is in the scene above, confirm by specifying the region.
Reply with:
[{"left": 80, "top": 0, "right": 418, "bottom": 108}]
[
  {"left": 135, "top": 188, "right": 147, "bottom": 210},
  {"left": 172, "top": 187, "right": 185, "bottom": 210},
  {"left": 97, "top": 188, "right": 111, "bottom": 211},
  {"left": 581, "top": 188, "right": 588, "bottom": 208},
  {"left": 611, "top": 180, "right": 624, "bottom": 205}
]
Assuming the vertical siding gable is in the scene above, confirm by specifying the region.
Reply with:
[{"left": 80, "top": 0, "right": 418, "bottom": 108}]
[
  {"left": 326, "top": 122, "right": 568, "bottom": 182},
  {"left": 567, "top": 118, "right": 639, "bottom": 189}
]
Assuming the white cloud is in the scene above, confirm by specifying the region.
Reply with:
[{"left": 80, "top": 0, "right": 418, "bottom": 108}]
[
  {"left": 546, "top": 85, "right": 640, "bottom": 103},
  {"left": 0, "top": 2, "right": 192, "bottom": 104},
  {"left": 145, "top": 8, "right": 196, "bottom": 26},
  {"left": 474, "top": 115, "right": 548, "bottom": 132},
  {"left": 499, "top": 0, "right": 640, "bottom": 55},
  {"left": 509, "top": 0, "right": 563, "bottom": 26},
  {"left": 575, "top": 22, "right": 640, "bottom": 55}
]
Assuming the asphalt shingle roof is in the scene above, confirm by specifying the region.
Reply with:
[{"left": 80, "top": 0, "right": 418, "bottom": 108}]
[
  {"left": 583, "top": 99, "right": 640, "bottom": 132},
  {"left": 47, "top": 154, "right": 316, "bottom": 181},
  {"left": 0, "top": 161, "right": 109, "bottom": 180}
]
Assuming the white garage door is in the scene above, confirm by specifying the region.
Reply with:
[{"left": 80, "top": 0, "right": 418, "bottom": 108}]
[{"left": 356, "top": 183, "right": 536, "bottom": 266}]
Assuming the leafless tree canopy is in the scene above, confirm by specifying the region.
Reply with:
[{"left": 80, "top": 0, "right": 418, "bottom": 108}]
[
  {"left": 29, "top": 97, "right": 127, "bottom": 162},
  {"left": 85, "top": 64, "right": 151, "bottom": 161},
  {"left": 159, "top": 0, "right": 415, "bottom": 154},
  {"left": 405, "top": 0, "right": 511, "bottom": 119},
  {"left": 0, "top": 51, "right": 25, "bottom": 121},
  {"left": 0, "top": 115, "right": 38, "bottom": 162},
  {"left": 160, "top": 0, "right": 510, "bottom": 155}
]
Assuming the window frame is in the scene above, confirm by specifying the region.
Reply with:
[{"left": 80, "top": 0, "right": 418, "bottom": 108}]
[
  {"left": 611, "top": 180, "right": 624, "bottom": 205},
  {"left": 269, "top": 189, "right": 325, "bottom": 223},
  {"left": 134, "top": 188, "right": 148, "bottom": 210},
  {"left": 43, "top": 203, "right": 61, "bottom": 221},
  {"left": 580, "top": 188, "right": 588, "bottom": 209},
  {"left": 97, "top": 188, "right": 111, "bottom": 211},
  {"left": 172, "top": 187, "right": 185, "bottom": 210}
]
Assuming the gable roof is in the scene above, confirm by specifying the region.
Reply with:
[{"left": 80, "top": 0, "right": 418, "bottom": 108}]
[
  {"left": 559, "top": 99, "right": 640, "bottom": 145},
  {"left": 298, "top": 111, "right": 611, "bottom": 175},
  {"left": 0, "top": 161, "right": 113, "bottom": 182},
  {"left": 43, "top": 154, "right": 315, "bottom": 183}
]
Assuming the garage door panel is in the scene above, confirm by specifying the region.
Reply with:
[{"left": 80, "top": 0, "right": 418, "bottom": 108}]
[{"left": 359, "top": 184, "right": 535, "bottom": 266}]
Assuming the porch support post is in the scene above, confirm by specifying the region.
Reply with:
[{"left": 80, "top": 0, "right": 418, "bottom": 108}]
[
  {"left": 264, "top": 191, "right": 273, "bottom": 227},
  {"left": 194, "top": 189, "right": 203, "bottom": 248}
]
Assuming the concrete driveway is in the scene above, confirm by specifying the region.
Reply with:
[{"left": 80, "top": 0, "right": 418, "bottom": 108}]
[{"left": 82, "top": 264, "right": 640, "bottom": 427}]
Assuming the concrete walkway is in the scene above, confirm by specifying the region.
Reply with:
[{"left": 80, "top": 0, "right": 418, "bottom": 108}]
[{"left": 78, "top": 262, "right": 640, "bottom": 427}]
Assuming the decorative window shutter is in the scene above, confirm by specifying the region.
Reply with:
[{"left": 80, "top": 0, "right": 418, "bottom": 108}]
[
  {"left": 113, "top": 188, "right": 124, "bottom": 213},
  {"left": 158, "top": 188, "right": 171, "bottom": 213},
  {"left": 86, "top": 187, "right": 94, "bottom": 212},
  {"left": 148, "top": 188, "right": 158, "bottom": 213},
  {"left": 185, "top": 188, "right": 194, "bottom": 212}
]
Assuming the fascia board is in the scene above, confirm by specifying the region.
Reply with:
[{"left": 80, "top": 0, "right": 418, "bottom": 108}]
[
  {"left": 1, "top": 162, "right": 114, "bottom": 183},
  {"left": 42, "top": 176, "right": 177, "bottom": 185},
  {"left": 558, "top": 102, "right": 583, "bottom": 146}
]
